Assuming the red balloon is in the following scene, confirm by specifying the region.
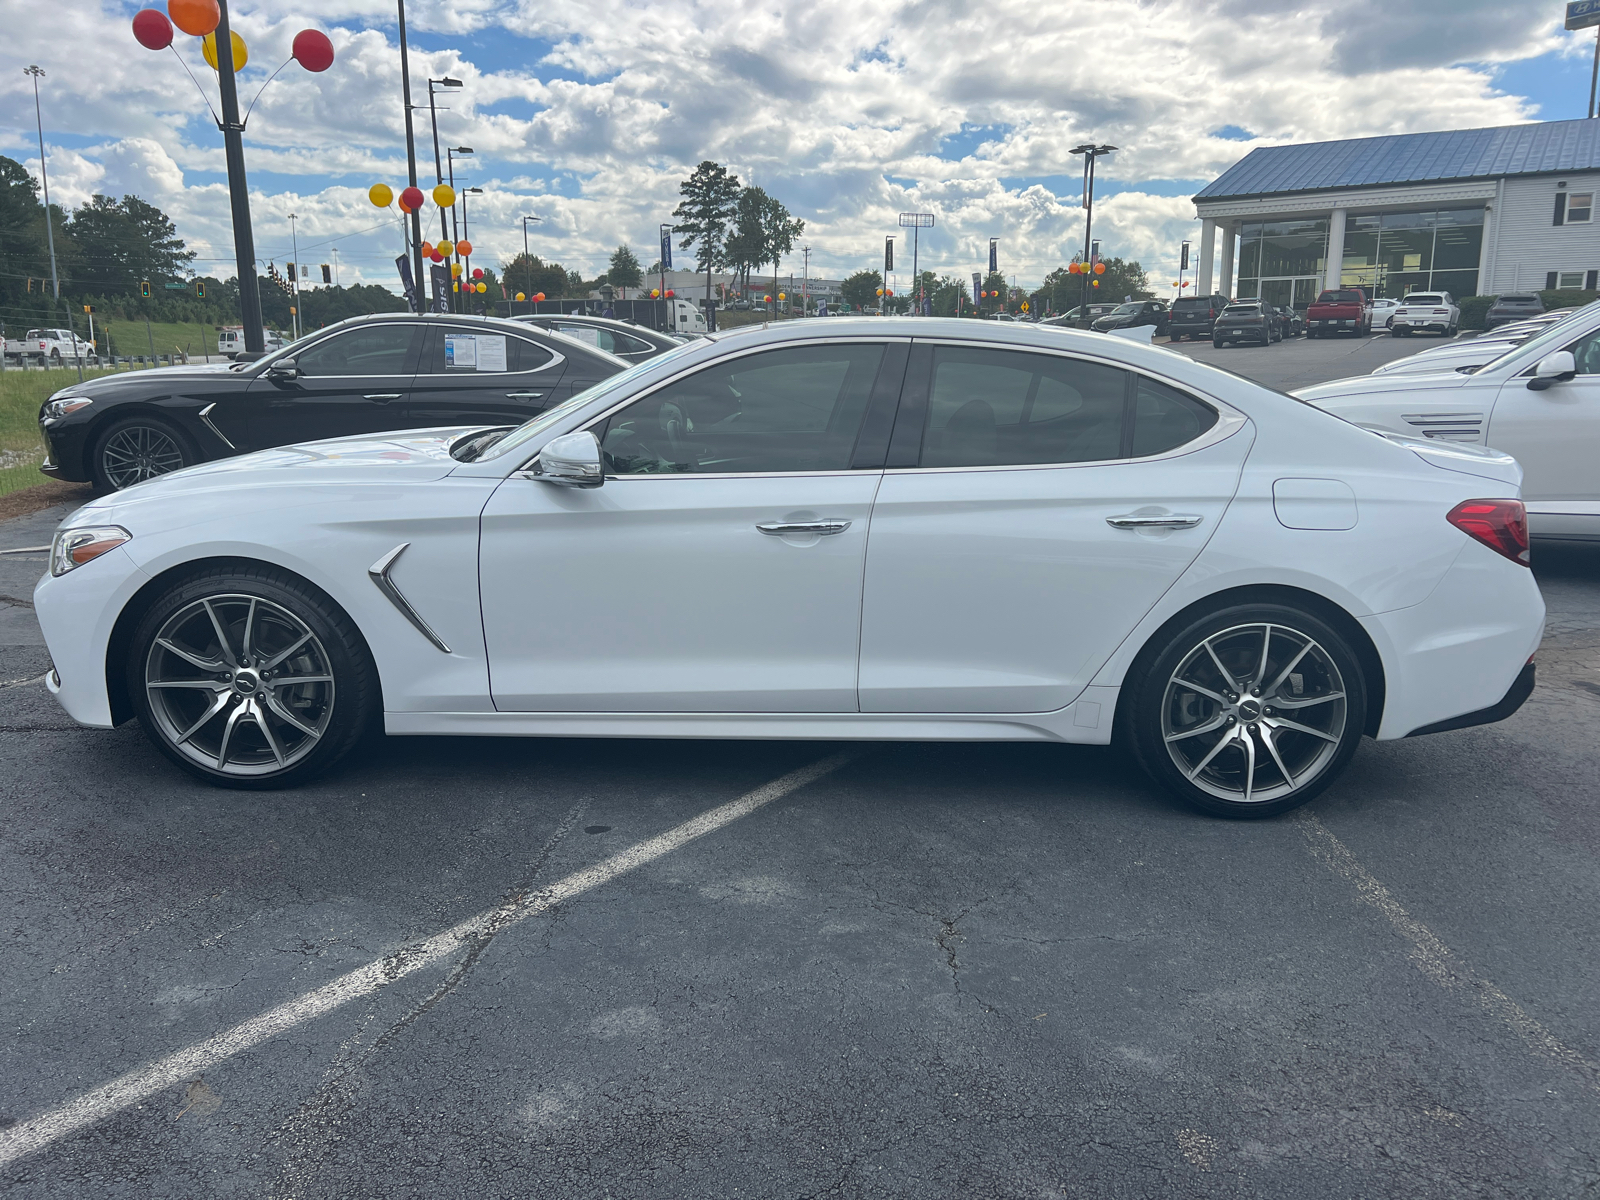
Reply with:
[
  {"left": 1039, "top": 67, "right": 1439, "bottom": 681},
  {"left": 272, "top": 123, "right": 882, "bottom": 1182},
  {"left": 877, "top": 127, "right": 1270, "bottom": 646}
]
[
  {"left": 399, "top": 186, "right": 424, "bottom": 211},
  {"left": 534, "top": 292, "right": 546, "bottom": 301},
  {"left": 292, "top": 29, "right": 334, "bottom": 72},
  {"left": 664, "top": 289, "right": 674, "bottom": 298},
  {"left": 472, "top": 267, "right": 484, "bottom": 279},
  {"left": 429, "top": 250, "right": 444, "bottom": 263},
  {"left": 132, "top": 8, "right": 174, "bottom": 49}
]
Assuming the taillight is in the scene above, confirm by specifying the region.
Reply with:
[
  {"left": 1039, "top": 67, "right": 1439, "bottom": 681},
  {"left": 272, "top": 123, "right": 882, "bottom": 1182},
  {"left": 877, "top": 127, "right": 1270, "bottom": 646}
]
[
  {"left": 1433, "top": 308, "right": 1448, "bottom": 315},
  {"left": 1447, "top": 499, "right": 1530, "bottom": 566},
  {"left": 1208, "top": 307, "right": 1215, "bottom": 318}
]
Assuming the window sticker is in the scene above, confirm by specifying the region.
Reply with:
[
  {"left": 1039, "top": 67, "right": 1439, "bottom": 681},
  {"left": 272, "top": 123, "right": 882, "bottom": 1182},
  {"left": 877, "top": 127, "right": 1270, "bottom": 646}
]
[
  {"left": 444, "top": 333, "right": 508, "bottom": 372},
  {"left": 561, "top": 325, "right": 602, "bottom": 347}
]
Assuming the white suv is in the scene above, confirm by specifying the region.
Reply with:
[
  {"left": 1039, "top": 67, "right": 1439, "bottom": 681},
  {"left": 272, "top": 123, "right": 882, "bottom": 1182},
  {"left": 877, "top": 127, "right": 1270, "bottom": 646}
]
[{"left": 1390, "top": 292, "right": 1459, "bottom": 337}]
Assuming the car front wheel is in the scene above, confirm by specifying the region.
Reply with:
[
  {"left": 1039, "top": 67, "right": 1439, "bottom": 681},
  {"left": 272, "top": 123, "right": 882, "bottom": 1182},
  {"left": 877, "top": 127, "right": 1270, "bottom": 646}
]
[
  {"left": 127, "top": 566, "right": 380, "bottom": 788},
  {"left": 91, "top": 417, "right": 195, "bottom": 492},
  {"left": 1125, "top": 603, "right": 1368, "bottom": 818}
]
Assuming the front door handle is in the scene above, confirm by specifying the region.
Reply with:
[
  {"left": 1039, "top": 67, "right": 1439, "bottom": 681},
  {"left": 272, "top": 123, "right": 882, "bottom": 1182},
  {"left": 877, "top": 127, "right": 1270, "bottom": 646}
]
[
  {"left": 1106, "top": 513, "right": 1203, "bottom": 529},
  {"left": 364, "top": 393, "right": 402, "bottom": 402},
  {"left": 505, "top": 391, "right": 544, "bottom": 400},
  {"left": 757, "top": 520, "right": 852, "bottom": 536}
]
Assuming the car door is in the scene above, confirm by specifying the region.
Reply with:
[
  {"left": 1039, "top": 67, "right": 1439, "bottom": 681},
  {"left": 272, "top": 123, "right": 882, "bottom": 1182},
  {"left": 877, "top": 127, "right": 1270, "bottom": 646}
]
[
  {"left": 857, "top": 341, "right": 1250, "bottom": 713},
  {"left": 406, "top": 325, "right": 571, "bottom": 429},
  {"left": 478, "top": 339, "right": 908, "bottom": 711},
  {"left": 245, "top": 322, "right": 424, "bottom": 449},
  {"left": 1487, "top": 323, "right": 1600, "bottom": 537}
]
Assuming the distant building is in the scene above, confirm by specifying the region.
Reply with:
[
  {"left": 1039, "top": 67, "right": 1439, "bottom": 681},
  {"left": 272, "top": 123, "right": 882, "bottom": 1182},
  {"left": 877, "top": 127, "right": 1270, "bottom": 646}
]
[
  {"left": 630, "top": 268, "right": 846, "bottom": 307},
  {"left": 1193, "top": 117, "right": 1600, "bottom": 305}
]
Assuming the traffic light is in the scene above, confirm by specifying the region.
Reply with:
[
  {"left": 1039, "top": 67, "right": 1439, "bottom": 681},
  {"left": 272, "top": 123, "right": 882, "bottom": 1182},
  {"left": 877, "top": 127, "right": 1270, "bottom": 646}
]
[
  {"left": 287, "top": 263, "right": 297, "bottom": 283},
  {"left": 140, "top": 280, "right": 151, "bottom": 298},
  {"left": 82, "top": 304, "right": 94, "bottom": 314},
  {"left": 320, "top": 264, "right": 331, "bottom": 284},
  {"left": 195, "top": 280, "right": 205, "bottom": 298},
  {"left": 25, "top": 277, "right": 32, "bottom": 293}
]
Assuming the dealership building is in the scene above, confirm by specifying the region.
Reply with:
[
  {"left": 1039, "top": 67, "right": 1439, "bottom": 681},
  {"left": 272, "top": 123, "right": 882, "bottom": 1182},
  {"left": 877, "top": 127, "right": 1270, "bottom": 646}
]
[{"left": 1192, "top": 117, "right": 1600, "bottom": 309}]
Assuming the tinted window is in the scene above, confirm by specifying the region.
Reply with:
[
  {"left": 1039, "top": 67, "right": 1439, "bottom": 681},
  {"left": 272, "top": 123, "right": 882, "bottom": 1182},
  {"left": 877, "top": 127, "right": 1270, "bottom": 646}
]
[
  {"left": 1131, "top": 378, "right": 1219, "bottom": 458},
  {"left": 1317, "top": 291, "right": 1360, "bottom": 303},
  {"left": 294, "top": 325, "right": 420, "bottom": 376},
  {"left": 1564, "top": 328, "right": 1600, "bottom": 374},
  {"left": 919, "top": 347, "right": 1126, "bottom": 468},
  {"left": 598, "top": 343, "right": 884, "bottom": 475},
  {"left": 1402, "top": 295, "right": 1443, "bottom": 306}
]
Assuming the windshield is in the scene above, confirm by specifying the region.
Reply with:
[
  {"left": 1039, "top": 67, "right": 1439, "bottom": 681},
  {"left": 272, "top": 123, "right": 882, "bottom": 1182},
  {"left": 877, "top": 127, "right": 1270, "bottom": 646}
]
[
  {"left": 478, "top": 339, "right": 704, "bottom": 462},
  {"left": 1401, "top": 295, "right": 1442, "bottom": 306},
  {"left": 1110, "top": 303, "right": 1141, "bottom": 315},
  {"left": 1496, "top": 295, "right": 1539, "bottom": 304},
  {"left": 1316, "top": 291, "right": 1359, "bottom": 304},
  {"left": 1223, "top": 304, "right": 1261, "bottom": 314}
]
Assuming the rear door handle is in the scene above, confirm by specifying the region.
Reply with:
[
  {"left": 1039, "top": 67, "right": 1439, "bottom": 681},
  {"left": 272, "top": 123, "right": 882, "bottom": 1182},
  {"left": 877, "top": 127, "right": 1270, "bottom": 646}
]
[
  {"left": 505, "top": 391, "right": 544, "bottom": 400},
  {"left": 757, "top": 520, "right": 852, "bottom": 536},
  {"left": 364, "top": 393, "right": 402, "bottom": 402},
  {"left": 1106, "top": 513, "right": 1203, "bottom": 529}
]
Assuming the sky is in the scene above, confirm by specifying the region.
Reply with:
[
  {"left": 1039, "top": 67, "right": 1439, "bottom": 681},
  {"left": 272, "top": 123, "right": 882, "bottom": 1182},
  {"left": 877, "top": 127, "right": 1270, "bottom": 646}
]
[{"left": 1, "top": 0, "right": 1596, "bottom": 298}]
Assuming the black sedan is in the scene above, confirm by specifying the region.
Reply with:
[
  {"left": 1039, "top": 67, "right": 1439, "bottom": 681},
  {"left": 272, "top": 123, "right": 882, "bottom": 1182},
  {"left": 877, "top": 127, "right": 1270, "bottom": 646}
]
[
  {"left": 1090, "top": 300, "right": 1169, "bottom": 336},
  {"left": 509, "top": 314, "right": 680, "bottom": 364},
  {"left": 38, "top": 313, "right": 629, "bottom": 492}
]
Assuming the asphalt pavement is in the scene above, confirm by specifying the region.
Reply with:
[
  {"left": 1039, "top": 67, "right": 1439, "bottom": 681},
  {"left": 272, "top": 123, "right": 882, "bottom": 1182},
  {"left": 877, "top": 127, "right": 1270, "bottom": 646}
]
[{"left": 1, "top": 333, "right": 1597, "bottom": 1198}]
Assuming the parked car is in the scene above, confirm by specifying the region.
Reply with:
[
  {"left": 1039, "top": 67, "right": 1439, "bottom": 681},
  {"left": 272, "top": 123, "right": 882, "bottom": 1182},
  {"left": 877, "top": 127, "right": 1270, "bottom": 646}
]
[
  {"left": 1370, "top": 336, "right": 1525, "bottom": 377},
  {"left": 4, "top": 328, "right": 97, "bottom": 366},
  {"left": 1091, "top": 300, "right": 1169, "bottom": 336},
  {"left": 37, "top": 313, "right": 631, "bottom": 492},
  {"left": 36, "top": 317, "right": 1542, "bottom": 819},
  {"left": 1390, "top": 292, "right": 1460, "bottom": 337},
  {"left": 511, "top": 314, "right": 680, "bottom": 364},
  {"left": 1306, "top": 288, "right": 1371, "bottom": 338},
  {"left": 1042, "top": 304, "right": 1116, "bottom": 326},
  {"left": 1266, "top": 304, "right": 1302, "bottom": 338},
  {"left": 1484, "top": 293, "right": 1545, "bottom": 329},
  {"left": 1212, "top": 301, "right": 1279, "bottom": 347},
  {"left": 1298, "top": 297, "right": 1600, "bottom": 540},
  {"left": 1166, "top": 294, "right": 1233, "bottom": 342},
  {"left": 1369, "top": 298, "right": 1401, "bottom": 330}
]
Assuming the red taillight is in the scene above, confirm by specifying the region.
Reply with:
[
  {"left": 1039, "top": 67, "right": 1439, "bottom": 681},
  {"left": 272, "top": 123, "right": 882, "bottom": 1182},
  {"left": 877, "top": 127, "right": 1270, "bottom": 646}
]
[
  {"left": 1208, "top": 307, "right": 1215, "bottom": 318},
  {"left": 1447, "top": 499, "right": 1530, "bottom": 566}
]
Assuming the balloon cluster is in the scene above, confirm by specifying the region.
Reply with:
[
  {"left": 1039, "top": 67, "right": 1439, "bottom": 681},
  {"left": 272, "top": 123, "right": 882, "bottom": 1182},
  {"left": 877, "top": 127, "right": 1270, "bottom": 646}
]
[
  {"left": 132, "top": 0, "right": 334, "bottom": 74},
  {"left": 512, "top": 292, "right": 546, "bottom": 302},
  {"left": 648, "top": 289, "right": 677, "bottom": 298},
  {"left": 370, "top": 183, "right": 462, "bottom": 219},
  {"left": 874, "top": 288, "right": 893, "bottom": 297},
  {"left": 1068, "top": 261, "right": 1106, "bottom": 276}
]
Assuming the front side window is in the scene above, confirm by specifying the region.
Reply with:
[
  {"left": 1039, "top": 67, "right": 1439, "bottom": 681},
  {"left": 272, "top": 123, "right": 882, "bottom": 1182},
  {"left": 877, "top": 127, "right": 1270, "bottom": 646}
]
[
  {"left": 1564, "top": 327, "right": 1600, "bottom": 374},
  {"left": 1568, "top": 193, "right": 1593, "bottom": 223},
  {"left": 294, "top": 325, "right": 420, "bottom": 376},
  {"left": 597, "top": 343, "right": 885, "bottom": 475}
]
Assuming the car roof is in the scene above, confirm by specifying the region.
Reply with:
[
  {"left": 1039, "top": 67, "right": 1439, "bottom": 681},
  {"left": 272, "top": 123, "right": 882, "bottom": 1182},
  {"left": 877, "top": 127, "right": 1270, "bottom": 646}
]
[
  {"left": 512, "top": 313, "right": 677, "bottom": 343},
  {"left": 269, "top": 310, "right": 632, "bottom": 368}
]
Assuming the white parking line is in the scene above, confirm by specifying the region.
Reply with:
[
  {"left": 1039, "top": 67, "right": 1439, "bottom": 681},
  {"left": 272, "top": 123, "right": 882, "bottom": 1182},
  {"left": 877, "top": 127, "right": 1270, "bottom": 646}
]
[
  {"left": 0, "top": 751, "right": 858, "bottom": 1168},
  {"left": 1300, "top": 814, "right": 1600, "bottom": 1091}
]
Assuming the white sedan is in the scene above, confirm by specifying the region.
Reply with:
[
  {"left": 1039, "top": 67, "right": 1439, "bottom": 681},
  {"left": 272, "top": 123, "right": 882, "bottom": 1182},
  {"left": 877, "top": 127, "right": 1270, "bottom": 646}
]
[
  {"left": 1369, "top": 298, "right": 1400, "bottom": 330},
  {"left": 1299, "top": 303, "right": 1600, "bottom": 541},
  {"left": 35, "top": 320, "right": 1543, "bottom": 818}
]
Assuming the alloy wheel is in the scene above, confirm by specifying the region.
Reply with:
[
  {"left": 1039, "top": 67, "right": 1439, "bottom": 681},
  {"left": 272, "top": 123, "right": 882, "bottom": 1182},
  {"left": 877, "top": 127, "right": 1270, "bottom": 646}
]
[
  {"left": 1160, "top": 622, "right": 1347, "bottom": 805},
  {"left": 102, "top": 425, "right": 186, "bottom": 489},
  {"left": 144, "top": 593, "right": 335, "bottom": 777}
]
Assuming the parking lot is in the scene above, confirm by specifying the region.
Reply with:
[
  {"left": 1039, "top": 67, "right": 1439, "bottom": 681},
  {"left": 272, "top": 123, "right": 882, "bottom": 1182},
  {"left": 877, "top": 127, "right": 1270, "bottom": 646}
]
[{"left": 1, "top": 334, "right": 1597, "bottom": 1198}]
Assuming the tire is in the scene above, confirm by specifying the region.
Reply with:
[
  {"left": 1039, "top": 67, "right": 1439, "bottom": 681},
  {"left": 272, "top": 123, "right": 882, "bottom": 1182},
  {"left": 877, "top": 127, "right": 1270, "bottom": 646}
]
[
  {"left": 1124, "top": 602, "right": 1368, "bottom": 818},
  {"left": 1213, "top": 339, "right": 1225, "bottom": 348},
  {"left": 50, "top": 350, "right": 61, "bottom": 364},
  {"left": 91, "top": 415, "right": 196, "bottom": 492},
  {"left": 127, "top": 565, "right": 379, "bottom": 789}
]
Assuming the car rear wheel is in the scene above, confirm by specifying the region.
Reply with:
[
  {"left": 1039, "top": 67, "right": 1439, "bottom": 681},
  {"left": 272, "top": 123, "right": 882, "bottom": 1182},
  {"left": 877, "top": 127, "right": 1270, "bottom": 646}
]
[
  {"left": 92, "top": 416, "right": 195, "bottom": 492},
  {"left": 1125, "top": 603, "right": 1368, "bottom": 818},
  {"left": 127, "top": 566, "right": 380, "bottom": 788},
  {"left": 1213, "top": 339, "right": 1226, "bottom": 348}
]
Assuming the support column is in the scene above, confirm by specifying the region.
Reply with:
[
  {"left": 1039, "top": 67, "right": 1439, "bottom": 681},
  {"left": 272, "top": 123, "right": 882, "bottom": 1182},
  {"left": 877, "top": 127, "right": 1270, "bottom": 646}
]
[
  {"left": 1325, "top": 208, "right": 1347, "bottom": 293},
  {"left": 1197, "top": 219, "right": 1216, "bottom": 295},
  {"left": 1218, "top": 223, "right": 1235, "bottom": 299}
]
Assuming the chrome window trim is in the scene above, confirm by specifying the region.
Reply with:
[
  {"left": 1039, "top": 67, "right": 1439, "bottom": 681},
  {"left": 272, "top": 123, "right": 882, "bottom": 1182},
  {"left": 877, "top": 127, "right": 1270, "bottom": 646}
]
[
  {"left": 885, "top": 337, "right": 1249, "bottom": 473},
  {"left": 514, "top": 336, "right": 914, "bottom": 476}
]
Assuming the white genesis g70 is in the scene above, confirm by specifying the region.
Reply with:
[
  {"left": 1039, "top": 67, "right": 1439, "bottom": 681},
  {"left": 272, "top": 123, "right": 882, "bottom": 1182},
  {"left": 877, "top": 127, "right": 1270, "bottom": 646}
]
[{"left": 35, "top": 319, "right": 1544, "bottom": 818}]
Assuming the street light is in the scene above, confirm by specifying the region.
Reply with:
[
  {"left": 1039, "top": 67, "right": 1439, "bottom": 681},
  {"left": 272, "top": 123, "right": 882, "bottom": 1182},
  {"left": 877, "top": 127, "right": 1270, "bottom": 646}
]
[
  {"left": 461, "top": 186, "right": 483, "bottom": 304},
  {"left": 426, "top": 76, "right": 462, "bottom": 250},
  {"left": 520, "top": 214, "right": 543, "bottom": 307},
  {"left": 1070, "top": 143, "right": 1116, "bottom": 327},
  {"left": 446, "top": 146, "right": 472, "bottom": 311},
  {"left": 898, "top": 212, "right": 935, "bottom": 314}
]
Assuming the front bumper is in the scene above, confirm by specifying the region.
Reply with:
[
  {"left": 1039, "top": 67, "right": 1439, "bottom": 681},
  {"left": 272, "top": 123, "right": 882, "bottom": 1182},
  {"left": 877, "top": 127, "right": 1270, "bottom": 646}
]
[{"left": 33, "top": 544, "right": 150, "bottom": 728}]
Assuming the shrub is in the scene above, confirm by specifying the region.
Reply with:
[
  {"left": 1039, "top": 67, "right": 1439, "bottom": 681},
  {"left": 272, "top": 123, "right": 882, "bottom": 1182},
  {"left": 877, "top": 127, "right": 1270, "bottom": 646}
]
[{"left": 1458, "top": 295, "right": 1495, "bottom": 331}]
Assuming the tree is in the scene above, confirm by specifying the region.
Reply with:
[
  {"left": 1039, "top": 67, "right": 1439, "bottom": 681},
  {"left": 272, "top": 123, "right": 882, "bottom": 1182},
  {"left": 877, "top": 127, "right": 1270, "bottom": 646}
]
[
  {"left": 757, "top": 192, "right": 805, "bottom": 317},
  {"left": 725, "top": 186, "right": 766, "bottom": 295},
  {"left": 608, "top": 245, "right": 643, "bottom": 298},
  {"left": 500, "top": 252, "right": 571, "bottom": 299},
  {"left": 840, "top": 270, "right": 882, "bottom": 311},
  {"left": 671, "top": 160, "right": 741, "bottom": 308},
  {"left": 66, "top": 193, "right": 194, "bottom": 294}
]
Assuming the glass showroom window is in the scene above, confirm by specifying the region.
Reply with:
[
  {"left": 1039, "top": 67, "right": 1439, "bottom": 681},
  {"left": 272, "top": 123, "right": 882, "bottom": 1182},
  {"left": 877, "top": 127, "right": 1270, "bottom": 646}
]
[
  {"left": 1337, "top": 208, "right": 1482, "bottom": 300},
  {"left": 1235, "top": 218, "right": 1327, "bottom": 302},
  {"left": 1567, "top": 193, "right": 1594, "bottom": 223}
]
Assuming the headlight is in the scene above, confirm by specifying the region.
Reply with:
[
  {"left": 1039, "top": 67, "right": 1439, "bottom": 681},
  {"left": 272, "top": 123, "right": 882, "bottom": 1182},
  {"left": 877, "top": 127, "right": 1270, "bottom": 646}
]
[
  {"left": 42, "top": 397, "right": 93, "bottom": 420},
  {"left": 51, "top": 526, "right": 131, "bottom": 577}
]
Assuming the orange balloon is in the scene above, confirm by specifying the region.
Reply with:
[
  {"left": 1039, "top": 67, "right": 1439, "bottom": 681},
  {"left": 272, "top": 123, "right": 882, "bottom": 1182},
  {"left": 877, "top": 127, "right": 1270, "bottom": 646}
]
[
  {"left": 168, "top": 0, "right": 219, "bottom": 36},
  {"left": 455, "top": 239, "right": 472, "bottom": 257}
]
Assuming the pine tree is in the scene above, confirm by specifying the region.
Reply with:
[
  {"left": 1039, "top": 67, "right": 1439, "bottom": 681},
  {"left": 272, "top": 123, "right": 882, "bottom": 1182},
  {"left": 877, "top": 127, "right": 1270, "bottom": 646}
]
[
  {"left": 608, "top": 245, "right": 643, "bottom": 298},
  {"left": 671, "top": 161, "right": 741, "bottom": 308}
]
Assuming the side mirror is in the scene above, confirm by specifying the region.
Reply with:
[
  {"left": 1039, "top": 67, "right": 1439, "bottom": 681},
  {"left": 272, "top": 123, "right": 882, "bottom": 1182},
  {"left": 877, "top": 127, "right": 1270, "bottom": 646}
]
[
  {"left": 266, "top": 357, "right": 300, "bottom": 380},
  {"left": 532, "top": 430, "right": 603, "bottom": 488},
  {"left": 1527, "top": 350, "right": 1576, "bottom": 391}
]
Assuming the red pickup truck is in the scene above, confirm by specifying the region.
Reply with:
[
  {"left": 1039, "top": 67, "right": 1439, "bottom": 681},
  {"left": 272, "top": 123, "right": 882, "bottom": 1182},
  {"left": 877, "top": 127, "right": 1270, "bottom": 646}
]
[{"left": 1306, "top": 288, "right": 1371, "bottom": 338}]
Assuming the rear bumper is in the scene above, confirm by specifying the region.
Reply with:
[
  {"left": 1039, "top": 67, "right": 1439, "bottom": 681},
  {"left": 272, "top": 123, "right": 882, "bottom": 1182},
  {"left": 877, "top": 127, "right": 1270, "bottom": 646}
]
[
  {"left": 1394, "top": 320, "right": 1450, "bottom": 333},
  {"left": 1406, "top": 661, "right": 1534, "bottom": 737}
]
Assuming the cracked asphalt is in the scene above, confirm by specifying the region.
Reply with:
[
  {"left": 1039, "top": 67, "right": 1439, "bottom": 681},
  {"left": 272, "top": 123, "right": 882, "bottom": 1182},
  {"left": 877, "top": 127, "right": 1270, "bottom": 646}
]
[{"left": 2, "top": 335, "right": 1598, "bottom": 1198}]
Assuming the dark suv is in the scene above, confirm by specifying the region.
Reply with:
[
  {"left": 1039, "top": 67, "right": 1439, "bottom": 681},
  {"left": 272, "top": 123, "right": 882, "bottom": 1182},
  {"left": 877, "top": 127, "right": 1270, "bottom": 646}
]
[
  {"left": 1212, "top": 301, "right": 1279, "bottom": 347},
  {"left": 1166, "top": 294, "right": 1232, "bottom": 341},
  {"left": 1484, "top": 293, "right": 1545, "bottom": 329}
]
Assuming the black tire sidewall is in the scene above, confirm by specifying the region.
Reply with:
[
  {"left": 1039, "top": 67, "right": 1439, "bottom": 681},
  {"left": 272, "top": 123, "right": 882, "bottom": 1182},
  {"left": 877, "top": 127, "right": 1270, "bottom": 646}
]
[
  {"left": 1126, "top": 602, "right": 1368, "bottom": 819},
  {"left": 127, "top": 565, "right": 379, "bottom": 789},
  {"left": 91, "top": 415, "right": 196, "bottom": 493}
]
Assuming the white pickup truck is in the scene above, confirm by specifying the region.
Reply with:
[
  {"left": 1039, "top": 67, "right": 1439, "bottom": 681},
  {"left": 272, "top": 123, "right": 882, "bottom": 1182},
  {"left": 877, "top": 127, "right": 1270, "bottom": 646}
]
[{"left": 3, "top": 328, "right": 97, "bottom": 366}]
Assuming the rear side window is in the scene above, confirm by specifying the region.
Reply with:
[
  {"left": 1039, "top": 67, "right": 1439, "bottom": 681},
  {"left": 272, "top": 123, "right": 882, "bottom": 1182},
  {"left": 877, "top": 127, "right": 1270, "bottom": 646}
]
[{"left": 1131, "top": 378, "right": 1219, "bottom": 458}]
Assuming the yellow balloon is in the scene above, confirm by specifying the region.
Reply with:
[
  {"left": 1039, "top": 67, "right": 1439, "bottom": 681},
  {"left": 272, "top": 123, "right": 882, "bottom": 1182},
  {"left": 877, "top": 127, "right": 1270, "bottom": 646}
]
[
  {"left": 515, "top": 292, "right": 526, "bottom": 301},
  {"left": 432, "top": 184, "right": 456, "bottom": 208},
  {"left": 201, "top": 30, "right": 248, "bottom": 71},
  {"left": 778, "top": 292, "right": 786, "bottom": 300},
  {"left": 476, "top": 281, "right": 487, "bottom": 294},
  {"left": 450, "top": 262, "right": 463, "bottom": 277},
  {"left": 436, "top": 239, "right": 454, "bottom": 257},
  {"left": 368, "top": 183, "right": 393, "bottom": 208},
  {"left": 452, "top": 282, "right": 460, "bottom": 292}
]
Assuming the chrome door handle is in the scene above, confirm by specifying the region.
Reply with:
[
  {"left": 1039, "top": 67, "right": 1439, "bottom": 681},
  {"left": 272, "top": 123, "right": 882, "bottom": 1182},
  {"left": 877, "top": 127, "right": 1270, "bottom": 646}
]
[
  {"left": 505, "top": 391, "right": 544, "bottom": 399},
  {"left": 363, "top": 393, "right": 402, "bottom": 402},
  {"left": 757, "top": 520, "right": 852, "bottom": 536},
  {"left": 1106, "top": 513, "right": 1203, "bottom": 529}
]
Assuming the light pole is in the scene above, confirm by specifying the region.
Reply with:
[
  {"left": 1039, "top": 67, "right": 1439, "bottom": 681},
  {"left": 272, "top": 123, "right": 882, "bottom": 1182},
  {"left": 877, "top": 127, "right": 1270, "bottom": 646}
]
[
  {"left": 426, "top": 76, "right": 462, "bottom": 244},
  {"left": 520, "top": 214, "right": 542, "bottom": 309},
  {"left": 1070, "top": 143, "right": 1116, "bottom": 326},
  {"left": 462, "top": 186, "right": 482, "bottom": 307},
  {"left": 24, "top": 67, "right": 60, "bottom": 304},
  {"left": 447, "top": 146, "right": 472, "bottom": 311},
  {"left": 397, "top": 0, "right": 427, "bottom": 311},
  {"left": 288, "top": 212, "right": 301, "bottom": 340},
  {"left": 898, "top": 212, "right": 934, "bottom": 314}
]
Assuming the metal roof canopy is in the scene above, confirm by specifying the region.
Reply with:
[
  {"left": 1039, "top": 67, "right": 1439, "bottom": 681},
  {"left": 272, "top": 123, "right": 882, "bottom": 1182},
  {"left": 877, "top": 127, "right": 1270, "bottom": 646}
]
[{"left": 1195, "top": 118, "right": 1600, "bottom": 202}]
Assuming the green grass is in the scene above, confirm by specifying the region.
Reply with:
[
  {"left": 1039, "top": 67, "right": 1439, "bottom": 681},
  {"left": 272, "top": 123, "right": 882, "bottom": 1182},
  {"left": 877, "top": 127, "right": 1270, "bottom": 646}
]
[
  {"left": 99, "top": 319, "right": 221, "bottom": 361},
  {"left": 0, "top": 365, "right": 147, "bottom": 497}
]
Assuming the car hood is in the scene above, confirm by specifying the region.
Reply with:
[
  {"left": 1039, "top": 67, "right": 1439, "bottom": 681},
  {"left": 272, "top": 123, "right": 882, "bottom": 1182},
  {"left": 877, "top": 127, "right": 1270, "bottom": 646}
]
[
  {"left": 58, "top": 363, "right": 240, "bottom": 395},
  {"left": 1295, "top": 370, "right": 1473, "bottom": 403},
  {"left": 68, "top": 427, "right": 486, "bottom": 518}
]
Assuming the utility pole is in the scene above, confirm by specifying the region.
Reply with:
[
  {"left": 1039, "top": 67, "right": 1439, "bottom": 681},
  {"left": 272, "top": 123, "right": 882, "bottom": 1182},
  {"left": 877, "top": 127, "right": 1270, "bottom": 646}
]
[
  {"left": 332, "top": 246, "right": 340, "bottom": 287},
  {"left": 1071, "top": 143, "right": 1116, "bottom": 326},
  {"left": 288, "top": 212, "right": 300, "bottom": 341},
  {"left": 397, "top": 0, "right": 427, "bottom": 313},
  {"left": 802, "top": 246, "right": 810, "bottom": 317},
  {"left": 447, "top": 146, "right": 472, "bottom": 311},
  {"left": 24, "top": 67, "right": 60, "bottom": 304},
  {"left": 462, "top": 186, "right": 481, "bottom": 305},
  {"left": 520, "top": 214, "right": 542, "bottom": 309}
]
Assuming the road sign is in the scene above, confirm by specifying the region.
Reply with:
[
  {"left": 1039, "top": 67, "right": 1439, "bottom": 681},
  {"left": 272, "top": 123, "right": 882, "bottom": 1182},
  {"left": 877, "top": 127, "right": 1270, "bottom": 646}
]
[
  {"left": 1568, "top": 0, "right": 1600, "bottom": 30},
  {"left": 163, "top": 282, "right": 186, "bottom": 290}
]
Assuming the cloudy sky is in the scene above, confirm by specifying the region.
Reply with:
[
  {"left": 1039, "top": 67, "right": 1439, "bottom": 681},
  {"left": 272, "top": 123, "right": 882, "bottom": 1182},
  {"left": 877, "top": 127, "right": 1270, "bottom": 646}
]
[{"left": 0, "top": 0, "right": 1593, "bottom": 296}]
